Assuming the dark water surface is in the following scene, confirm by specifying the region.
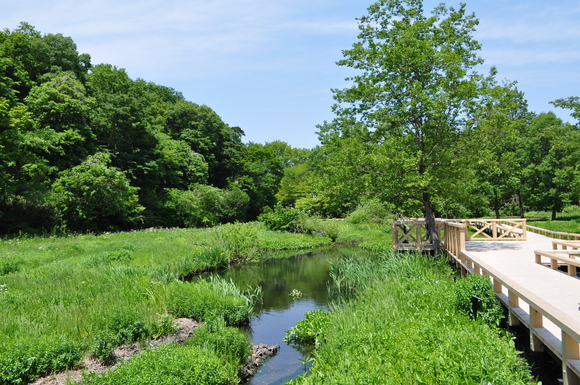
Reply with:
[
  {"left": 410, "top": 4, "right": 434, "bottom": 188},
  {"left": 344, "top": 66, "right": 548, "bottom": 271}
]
[{"left": 211, "top": 247, "right": 353, "bottom": 385}]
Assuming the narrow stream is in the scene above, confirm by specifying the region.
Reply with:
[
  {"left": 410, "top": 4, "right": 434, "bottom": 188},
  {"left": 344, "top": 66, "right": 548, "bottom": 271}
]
[{"left": 208, "top": 247, "right": 353, "bottom": 384}]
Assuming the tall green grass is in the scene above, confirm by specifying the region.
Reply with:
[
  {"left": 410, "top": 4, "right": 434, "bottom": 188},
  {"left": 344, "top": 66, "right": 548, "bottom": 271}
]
[
  {"left": 84, "top": 320, "right": 250, "bottom": 385},
  {"left": 1, "top": 225, "right": 308, "bottom": 384},
  {"left": 528, "top": 220, "right": 580, "bottom": 234},
  {"left": 289, "top": 252, "right": 534, "bottom": 385}
]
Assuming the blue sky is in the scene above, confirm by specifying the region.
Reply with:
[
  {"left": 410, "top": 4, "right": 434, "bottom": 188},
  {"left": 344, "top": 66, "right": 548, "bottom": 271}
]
[{"left": 2, "top": 0, "right": 579, "bottom": 149}]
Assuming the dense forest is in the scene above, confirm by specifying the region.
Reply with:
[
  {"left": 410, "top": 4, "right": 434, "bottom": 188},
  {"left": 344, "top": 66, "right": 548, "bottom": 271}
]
[{"left": 1, "top": 17, "right": 580, "bottom": 235}]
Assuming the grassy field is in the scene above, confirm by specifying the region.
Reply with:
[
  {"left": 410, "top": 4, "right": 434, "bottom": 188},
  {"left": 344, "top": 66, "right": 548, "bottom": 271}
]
[{"left": 0, "top": 223, "right": 342, "bottom": 384}]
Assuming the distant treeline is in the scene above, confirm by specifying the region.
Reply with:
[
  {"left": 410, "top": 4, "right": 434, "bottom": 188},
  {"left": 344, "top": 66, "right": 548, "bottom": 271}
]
[
  {"left": 0, "top": 22, "right": 310, "bottom": 234},
  {"left": 2, "top": 21, "right": 580, "bottom": 235}
]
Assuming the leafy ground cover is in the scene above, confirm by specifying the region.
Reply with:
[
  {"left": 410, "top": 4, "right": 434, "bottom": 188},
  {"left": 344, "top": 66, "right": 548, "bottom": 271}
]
[
  {"left": 287, "top": 252, "right": 535, "bottom": 385},
  {"left": 527, "top": 219, "right": 580, "bottom": 234},
  {"left": 0, "top": 224, "right": 333, "bottom": 384}
]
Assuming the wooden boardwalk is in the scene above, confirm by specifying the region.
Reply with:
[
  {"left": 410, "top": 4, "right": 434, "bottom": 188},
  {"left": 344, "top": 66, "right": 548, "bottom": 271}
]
[{"left": 393, "top": 219, "right": 580, "bottom": 385}]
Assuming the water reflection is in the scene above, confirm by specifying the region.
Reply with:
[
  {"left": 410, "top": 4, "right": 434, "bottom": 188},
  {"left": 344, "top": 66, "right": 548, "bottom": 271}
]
[{"left": 208, "top": 246, "right": 372, "bottom": 384}]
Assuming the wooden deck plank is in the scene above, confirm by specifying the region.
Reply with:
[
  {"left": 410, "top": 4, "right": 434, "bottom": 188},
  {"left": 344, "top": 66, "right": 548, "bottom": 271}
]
[{"left": 466, "top": 232, "right": 580, "bottom": 323}]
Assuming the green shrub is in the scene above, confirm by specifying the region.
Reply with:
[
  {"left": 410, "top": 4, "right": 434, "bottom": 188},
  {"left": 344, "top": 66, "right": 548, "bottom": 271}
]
[
  {"left": 51, "top": 152, "right": 144, "bottom": 232},
  {"left": 289, "top": 253, "right": 532, "bottom": 385},
  {"left": 211, "top": 222, "right": 259, "bottom": 261},
  {"left": 0, "top": 256, "right": 20, "bottom": 275},
  {"left": 0, "top": 336, "right": 83, "bottom": 385},
  {"left": 285, "top": 309, "right": 330, "bottom": 348},
  {"left": 188, "top": 320, "right": 251, "bottom": 366},
  {"left": 455, "top": 274, "right": 504, "bottom": 326},
  {"left": 346, "top": 198, "right": 393, "bottom": 225},
  {"left": 167, "top": 279, "right": 256, "bottom": 325},
  {"left": 163, "top": 185, "right": 250, "bottom": 228},
  {"left": 83, "top": 343, "right": 237, "bottom": 385},
  {"left": 258, "top": 205, "right": 305, "bottom": 232}
]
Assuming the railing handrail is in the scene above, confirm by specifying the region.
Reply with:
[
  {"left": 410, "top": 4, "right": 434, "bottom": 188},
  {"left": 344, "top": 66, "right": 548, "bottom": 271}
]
[{"left": 527, "top": 224, "right": 580, "bottom": 241}]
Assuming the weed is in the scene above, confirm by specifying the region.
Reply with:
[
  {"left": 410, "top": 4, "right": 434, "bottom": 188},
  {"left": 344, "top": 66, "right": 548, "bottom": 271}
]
[
  {"left": 83, "top": 343, "right": 238, "bottom": 385},
  {"left": 285, "top": 309, "right": 330, "bottom": 348}
]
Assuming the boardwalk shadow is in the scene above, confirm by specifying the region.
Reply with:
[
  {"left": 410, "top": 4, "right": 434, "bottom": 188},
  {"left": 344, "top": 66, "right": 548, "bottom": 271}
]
[{"left": 465, "top": 241, "right": 524, "bottom": 252}]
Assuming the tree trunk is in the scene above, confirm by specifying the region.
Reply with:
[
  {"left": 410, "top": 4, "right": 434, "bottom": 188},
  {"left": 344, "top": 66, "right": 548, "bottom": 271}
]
[
  {"left": 517, "top": 190, "right": 525, "bottom": 218},
  {"left": 493, "top": 189, "right": 500, "bottom": 219},
  {"left": 423, "top": 192, "right": 441, "bottom": 255},
  {"left": 551, "top": 206, "right": 557, "bottom": 221}
]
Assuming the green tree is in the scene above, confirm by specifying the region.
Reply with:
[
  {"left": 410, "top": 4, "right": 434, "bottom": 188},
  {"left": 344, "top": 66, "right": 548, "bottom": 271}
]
[
  {"left": 51, "top": 152, "right": 144, "bottom": 231},
  {"left": 519, "top": 113, "right": 580, "bottom": 220},
  {"left": 237, "top": 143, "right": 284, "bottom": 219},
  {"left": 471, "top": 83, "right": 530, "bottom": 218},
  {"left": 327, "top": 0, "right": 492, "bottom": 251},
  {"left": 552, "top": 96, "right": 580, "bottom": 125},
  {"left": 165, "top": 100, "right": 244, "bottom": 188},
  {"left": 25, "top": 72, "right": 96, "bottom": 170}
]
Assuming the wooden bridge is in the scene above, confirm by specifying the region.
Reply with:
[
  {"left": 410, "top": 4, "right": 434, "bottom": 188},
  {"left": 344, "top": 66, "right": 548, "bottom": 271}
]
[{"left": 393, "top": 218, "right": 580, "bottom": 385}]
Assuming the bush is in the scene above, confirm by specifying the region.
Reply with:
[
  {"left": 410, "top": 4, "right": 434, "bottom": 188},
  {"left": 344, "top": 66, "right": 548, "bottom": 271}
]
[
  {"left": 0, "top": 256, "right": 20, "bottom": 275},
  {"left": 346, "top": 198, "right": 392, "bottom": 225},
  {"left": 455, "top": 274, "right": 504, "bottom": 326},
  {"left": 0, "top": 337, "right": 83, "bottom": 385},
  {"left": 163, "top": 185, "right": 250, "bottom": 228},
  {"left": 83, "top": 343, "right": 237, "bottom": 385},
  {"left": 289, "top": 253, "right": 532, "bottom": 385},
  {"left": 258, "top": 205, "right": 305, "bottom": 232},
  {"left": 188, "top": 320, "right": 251, "bottom": 366},
  {"left": 51, "top": 152, "right": 144, "bottom": 232},
  {"left": 285, "top": 309, "right": 330, "bottom": 348},
  {"left": 167, "top": 279, "right": 256, "bottom": 325},
  {"left": 211, "top": 222, "right": 259, "bottom": 261}
]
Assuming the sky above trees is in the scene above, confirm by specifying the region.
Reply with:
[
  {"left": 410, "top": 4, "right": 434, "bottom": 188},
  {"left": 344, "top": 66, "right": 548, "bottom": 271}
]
[{"left": 2, "top": 0, "right": 579, "bottom": 148}]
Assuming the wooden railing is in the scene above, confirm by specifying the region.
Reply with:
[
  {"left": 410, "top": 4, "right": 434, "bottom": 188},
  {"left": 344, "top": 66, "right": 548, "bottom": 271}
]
[
  {"left": 466, "top": 219, "right": 526, "bottom": 241},
  {"left": 392, "top": 218, "right": 526, "bottom": 251},
  {"left": 453, "top": 248, "right": 580, "bottom": 385},
  {"left": 391, "top": 219, "right": 445, "bottom": 251},
  {"left": 436, "top": 220, "right": 580, "bottom": 385},
  {"left": 535, "top": 250, "right": 580, "bottom": 277},
  {"left": 528, "top": 225, "right": 580, "bottom": 241}
]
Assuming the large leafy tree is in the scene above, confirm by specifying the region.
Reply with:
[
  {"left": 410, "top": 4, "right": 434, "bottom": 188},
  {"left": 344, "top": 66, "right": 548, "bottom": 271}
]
[
  {"left": 519, "top": 113, "right": 580, "bottom": 220},
  {"left": 51, "top": 152, "right": 144, "bottom": 231},
  {"left": 471, "top": 82, "right": 530, "bottom": 218},
  {"left": 327, "top": 0, "right": 491, "bottom": 251}
]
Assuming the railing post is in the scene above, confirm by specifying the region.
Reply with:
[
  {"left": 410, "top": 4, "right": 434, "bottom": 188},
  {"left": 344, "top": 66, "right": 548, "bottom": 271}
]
[
  {"left": 508, "top": 290, "right": 520, "bottom": 326},
  {"left": 530, "top": 306, "right": 544, "bottom": 352},
  {"left": 459, "top": 224, "right": 466, "bottom": 251},
  {"left": 562, "top": 331, "right": 580, "bottom": 385},
  {"left": 392, "top": 223, "right": 398, "bottom": 249},
  {"left": 493, "top": 278, "right": 502, "bottom": 294}
]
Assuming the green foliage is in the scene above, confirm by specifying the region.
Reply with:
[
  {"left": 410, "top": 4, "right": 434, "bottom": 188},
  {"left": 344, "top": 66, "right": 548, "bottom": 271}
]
[
  {"left": 51, "top": 152, "right": 144, "bottom": 231},
  {"left": 167, "top": 278, "right": 256, "bottom": 325},
  {"left": 0, "top": 336, "right": 84, "bottom": 385},
  {"left": 259, "top": 205, "right": 305, "bottom": 232},
  {"left": 0, "top": 255, "right": 20, "bottom": 275},
  {"left": 188, "top": 320, "right": 252, "bottom": 366},
  {"left": 285, "top": 309, "right": 330, "bottom": 348},
  {"left": 163, "top": 184, "right": 249, "bottom": 228},
  {"left": 346, "top": 198, "right": 393, "bottom": 225},
  {"left": 455, "top": 274, "right": 504, "bottom": 326},
  {"left": 318, "top": 0, "right": 497, "bottom": 241},
  {"left": 290, "top": 252, "right": 533, "bottom": 385},
  {"left": 528, "top": 220, "right": 580, "bottom": 234},
  {"left": 211, "top": 222, "right": 259, "bottom": 261},
  {"left": 83, "top": 343, "right": 237, "bottom": 385}
]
